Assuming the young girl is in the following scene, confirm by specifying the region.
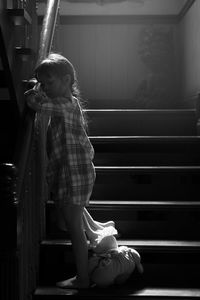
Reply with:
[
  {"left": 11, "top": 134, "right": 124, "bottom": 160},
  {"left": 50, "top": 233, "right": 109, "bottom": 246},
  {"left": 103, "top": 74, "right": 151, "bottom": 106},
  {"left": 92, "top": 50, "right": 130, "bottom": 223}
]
[{"left": 25, "top": 53, "right": 97, "bottom": 288}]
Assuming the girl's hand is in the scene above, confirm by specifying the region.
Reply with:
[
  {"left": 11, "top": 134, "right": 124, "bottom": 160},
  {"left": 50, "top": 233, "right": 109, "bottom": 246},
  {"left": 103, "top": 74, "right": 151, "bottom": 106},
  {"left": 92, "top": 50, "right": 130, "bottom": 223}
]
[
  {"left": 24, "top": 88, "right": 39, "bottom": 97},
  {"left": 25, "top": 86, "right": 47, "bottom": 101},
  {"left": 25, "top": 86, "right": 49, "bottom": 112}
]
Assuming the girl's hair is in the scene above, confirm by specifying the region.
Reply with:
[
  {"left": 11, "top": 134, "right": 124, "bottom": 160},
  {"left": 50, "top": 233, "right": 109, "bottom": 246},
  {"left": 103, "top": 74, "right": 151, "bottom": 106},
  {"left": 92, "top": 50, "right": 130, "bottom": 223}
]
[
  {"left": 35, "top": 53, "right": 88, "bottom": 129},
  {"left": 35, "top": 53, "right": 80, "bottom": 99}
]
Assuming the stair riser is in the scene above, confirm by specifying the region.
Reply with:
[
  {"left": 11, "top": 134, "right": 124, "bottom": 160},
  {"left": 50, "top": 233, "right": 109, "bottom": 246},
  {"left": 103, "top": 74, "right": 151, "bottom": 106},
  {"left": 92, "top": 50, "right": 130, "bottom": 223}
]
[
  {"left": 94, "top": 152, "right": 200, "bottom": 166},
  {"left": 39, "top": 245, "right": 200, "bottom": 286},
  {"left": 92, "top": 141, "right": 200, "bottom": 150},
  {"left": 86, "top": 99, "right": 189, "bottom": 109},
  {"left": 38, "top": 264, "right": 200, "bottom": 287},
  {"left": 87, "top": 111, "right": 196, "bottom": 136},
  {"left": 92, "top": 172, "right": 200, "bottom": 200},
  {"left": 94, "top": 155, "right": 200, "bottom": 166},
  {"left": 46, "top": 206, "right": 200, "bottom": 240},
  {"left": 92, "top": 187, "right": 198, "bottom": 200},
  {"left": 92, "top": 139, "right": 200, "bottom": 164}
]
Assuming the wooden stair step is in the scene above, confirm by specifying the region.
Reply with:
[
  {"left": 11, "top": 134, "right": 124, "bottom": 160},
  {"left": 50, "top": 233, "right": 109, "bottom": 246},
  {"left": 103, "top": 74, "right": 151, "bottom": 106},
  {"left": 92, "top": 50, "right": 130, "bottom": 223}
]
[
  {"left": 85, "top": 96, "right": 193, "bottom": 109},
  {"left": 90, "top": 135, "right": 200, "bottom": 145},
  {"left": 89, "top": 200, "right": 200, "bottom": 209},
  {"left": 38, "top": 239, "right": 200, "bottom": 286},
  {"left": 92, "top": 166, "right": 200, "bottom": 200},
  {"left": 86, "top": 96, "right": 189, "bottom": 108},
  {"left": 46, "top": 200, "right": 200, "bottom": 240},
  {"left": 41, "top": 239, "right": 200, "bottom": 252},
  {"left": 85, "top": 109, "right": 196, "bottom": 136},
  {"left": 34, "top": 286, "right": 200, "bottom": 299},
  {"left": 91, "top": 136, "right": 200, "bottom": 165},
  {"left": 95, "top": 166, "right": 200, "bottom": 173},
  {"left": 47, "top": 199, "right": 200, "bottom": 210}
]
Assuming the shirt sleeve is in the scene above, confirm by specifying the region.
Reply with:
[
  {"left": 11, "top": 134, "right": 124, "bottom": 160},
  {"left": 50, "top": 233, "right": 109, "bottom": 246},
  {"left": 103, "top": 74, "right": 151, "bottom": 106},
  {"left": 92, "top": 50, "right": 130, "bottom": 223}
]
[{"left": 25, "top": 90, "right": 74, "bottom": 116}]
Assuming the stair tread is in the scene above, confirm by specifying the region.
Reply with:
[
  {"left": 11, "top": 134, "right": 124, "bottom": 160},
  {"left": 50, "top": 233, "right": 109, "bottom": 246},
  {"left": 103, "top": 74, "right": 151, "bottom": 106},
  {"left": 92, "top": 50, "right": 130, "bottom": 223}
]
[
  {"left": 95, "top": 166, "right": 200, "bottom": 172},
  {"left": 41, "top": 239, "right": 200, "bottom": 251},
  {"left": 85, "top": 109, "right": 195, "bottom": 113},
  {"left": 34, "top": 286, "right": 200, "bottom": 298},
  {"left": 47, "top": 199, "right": 200, "bottom": 208},
  {"left": 90, "top": 200, "right": 200, "bottom": 208},
  {"left": 90, "top": 135, "right": 200, "bottom": 142}
]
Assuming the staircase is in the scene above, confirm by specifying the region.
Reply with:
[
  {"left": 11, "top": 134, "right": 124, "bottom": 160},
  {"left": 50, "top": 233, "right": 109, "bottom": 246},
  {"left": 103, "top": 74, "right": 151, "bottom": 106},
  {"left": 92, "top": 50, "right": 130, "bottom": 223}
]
[
  {"left": 2, "top": 3, "right": 200, "bottom": 299},
  {"left": 34, "top": 107, "right": 200, "bottom": 299}
]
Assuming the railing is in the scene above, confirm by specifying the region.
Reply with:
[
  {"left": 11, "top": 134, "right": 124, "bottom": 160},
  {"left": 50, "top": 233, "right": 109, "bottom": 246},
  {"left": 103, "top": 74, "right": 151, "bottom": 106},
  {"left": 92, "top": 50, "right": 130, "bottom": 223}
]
[
  {"left": 0, "top": 1, "right": 60, "bottom": 299},
  {"left": 16, "top": 1, "right": 61, "bottom": 298},
  {"left": 6, "top": 0, "right": 37, "bottom": 10},
  {"left": 37, "top": 0, "right": 60, "bottom": 64}
]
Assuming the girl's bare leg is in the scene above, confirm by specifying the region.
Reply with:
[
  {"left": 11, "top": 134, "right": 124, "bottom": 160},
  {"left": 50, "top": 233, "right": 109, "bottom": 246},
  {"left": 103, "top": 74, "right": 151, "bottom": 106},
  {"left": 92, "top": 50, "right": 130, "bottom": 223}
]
[
  {"left": 56, "top": 205, "right": 90, "bottom": 289},
  {"left": 83, "top": 208, "right": 115, "bottom": 231}
]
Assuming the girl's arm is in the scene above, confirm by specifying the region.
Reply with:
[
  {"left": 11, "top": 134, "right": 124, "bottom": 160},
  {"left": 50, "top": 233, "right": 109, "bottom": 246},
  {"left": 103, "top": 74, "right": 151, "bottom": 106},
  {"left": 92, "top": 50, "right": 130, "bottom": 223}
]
[
  {"left": 25, "top": 89, "right": 47, "bottom": 112},
  {"left": 25, "top": 88, "right": 74, "bottom": 115}
]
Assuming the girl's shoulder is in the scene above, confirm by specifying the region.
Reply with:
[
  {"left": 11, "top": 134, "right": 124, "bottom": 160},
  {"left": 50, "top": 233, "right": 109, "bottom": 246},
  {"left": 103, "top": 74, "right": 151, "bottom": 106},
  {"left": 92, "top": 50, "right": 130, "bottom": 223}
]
[
  {"left": 51, "top": 96, "right": 77, "bottom": 111},
  {"left": 56, "top": 96, "right": 80, "bottom": 110}
]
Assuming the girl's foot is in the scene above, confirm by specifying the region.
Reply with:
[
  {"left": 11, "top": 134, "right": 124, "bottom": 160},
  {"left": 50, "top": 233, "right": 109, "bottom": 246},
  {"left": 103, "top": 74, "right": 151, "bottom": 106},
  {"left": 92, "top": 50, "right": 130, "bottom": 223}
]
[
  {"left": 96, "top": 220, "right": 115, "bottom": 229},
  {"left": 56, "top": 276, "right": 90, "bottom": 289},
  {"left": 83, "top": 208, "right": 115, "bottom": 231}
]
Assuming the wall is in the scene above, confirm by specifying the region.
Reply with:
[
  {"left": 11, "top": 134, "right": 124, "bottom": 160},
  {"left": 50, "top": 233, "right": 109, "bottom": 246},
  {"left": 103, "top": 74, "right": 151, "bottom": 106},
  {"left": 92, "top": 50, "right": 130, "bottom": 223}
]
[
  {"left": 37, "top": 0, "right": 193, "bottom": 108},
  {"left": 55, "top": 21, "right": 146, "bottom": 107},
  {"left": 178, "top": 0, "right": 200, "bottom": 105},
  {"left": 52, "top": 18, "right": 180, "bottom": 108},
  {"left": 38, "top": 0, "right": 188, "bottom": 16}
]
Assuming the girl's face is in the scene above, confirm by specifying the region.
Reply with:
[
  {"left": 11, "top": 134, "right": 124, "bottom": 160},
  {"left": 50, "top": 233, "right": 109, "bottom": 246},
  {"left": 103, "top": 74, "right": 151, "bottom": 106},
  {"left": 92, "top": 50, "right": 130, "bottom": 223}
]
[{"left": 37, "top": 73, "right": 67, "bottom": 98}]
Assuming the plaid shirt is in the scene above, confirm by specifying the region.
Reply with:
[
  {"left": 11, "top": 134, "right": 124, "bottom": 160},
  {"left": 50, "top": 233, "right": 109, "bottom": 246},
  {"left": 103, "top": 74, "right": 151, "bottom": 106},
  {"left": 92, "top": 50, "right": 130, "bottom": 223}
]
[{"left": 26, "top": 91, "right": 96, "bottom": 207}]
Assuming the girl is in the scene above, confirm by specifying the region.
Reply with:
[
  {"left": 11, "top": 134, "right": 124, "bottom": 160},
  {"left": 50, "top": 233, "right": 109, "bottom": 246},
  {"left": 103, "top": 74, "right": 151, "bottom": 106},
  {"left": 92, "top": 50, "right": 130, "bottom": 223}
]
[{"left": 25, "top": 53, "right": 97, "bottom": 288}]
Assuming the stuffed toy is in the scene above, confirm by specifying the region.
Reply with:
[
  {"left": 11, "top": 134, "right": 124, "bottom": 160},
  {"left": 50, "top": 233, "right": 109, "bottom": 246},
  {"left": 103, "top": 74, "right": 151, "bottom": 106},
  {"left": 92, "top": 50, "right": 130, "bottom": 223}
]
[
  {"left": 56, "top": 209, "right": 143, "bottom": 289},
  {"left": 88, "top": 235, "right": 143, "bottom": 287}
]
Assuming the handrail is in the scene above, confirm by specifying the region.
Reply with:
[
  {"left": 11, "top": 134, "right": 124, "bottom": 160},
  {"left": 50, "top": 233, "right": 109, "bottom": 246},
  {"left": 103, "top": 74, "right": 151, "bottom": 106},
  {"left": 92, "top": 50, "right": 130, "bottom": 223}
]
[
  {"left": 16, "top": 0, "right": 61, "bottom": 197},
  {"left": 34, "top": 0, "right": 61, "bottom": 206},
  {"left": 32, "top": 0, "right": 61, "bottom": 242},
  {"left": 37, "top": 0, "right": 60, "bottom": 64}
]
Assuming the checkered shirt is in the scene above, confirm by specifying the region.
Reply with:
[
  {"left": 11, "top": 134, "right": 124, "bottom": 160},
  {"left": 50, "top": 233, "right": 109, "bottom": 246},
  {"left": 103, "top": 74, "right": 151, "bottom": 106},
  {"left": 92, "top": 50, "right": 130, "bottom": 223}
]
[{"left": 26, "top": 91, "right": 96, "bottom": 207}]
